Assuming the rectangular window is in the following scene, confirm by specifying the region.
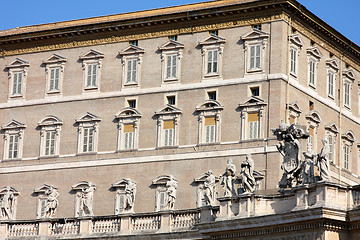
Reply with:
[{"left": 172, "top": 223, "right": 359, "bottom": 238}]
[
  {"left": 252, "top": 24, "right": 262, "bottom": 31},
  {"left": 343, "top": 145, "right": 349, "bottom": 169},
  {"left": 209, "top": 30, "right": 218, "bottom": 36},
  {"left": 207, "top": 91, "right": 217, "bottom": 100},
  {"left": 344, "top": 82, "right": 350, "bottom": 107},
  {"left": 205, "top": 117, "right": 216, "bottom": 143},
  {"left": 250, "top": 45, "right": 261, "bottom": 70},
  {"left": 168, "top": 35, "right": 178, "bottom": 41},
  {"left": 128, "top": 99, "right": 136, "bottom": 108},
  {"left": 159, "top": 191, "right": 167, "bottom": 210},
  {"left": 163, "top": 120, "right": 175, "bottom": 146},
  {"left": 328, "top": 71, "right": 334, "bottom": 97},
  {"left": 86, "top": 64, "right": 98, "bottom": 87},
  {"left": 8, "top": 134, "right": 19, "bottom": 159},
  {"left": 250, "top": 87, "right": 260, "bottom": 97},
  {"left": 83, "top": 128, "right": 94, "bottom": 152},
  {"left": 290, "top": 48, "right": 296, "bottom": 74},
  {"left": 309, "top": 60, "right": 315, "bottom": 86},
  {"left": 45, "top": 131, "right": 56, "bottom": 156},
  {"left": 40, "top": 199, "right": 47, "bottom": 218},
  {"left": 166, "top": 55, "right": 177, "bottom": 79},
  {"left": 49, "top": 68, "right": 60, "bottom": 91},
  {"left": 124, "top": 124, "right": 134, "bottom": 150},
  {"left": 328, "top": 135, "right": 334, "bottom": 163},
  {"left": 248, "top": 113, "right": 259, "bottom": 139},
  {"left": 129, "top": 40, "right": 138, "bottom": 46},
  {"left": 12, "top": 72, "right": 23, "bottom": 95},
  {"left": 289, "top": 115, "right": 296, "bottom": 124},
  {"left": 207, "top": 50, "right": 218, "bottom": 74},
  {"left": 167, "top": 96, "right": 175, "bottom": 105},
  {"left": 126, "top": 59, "right": 138, "bottom": 83},
  {"left": 308, "top": 127, "right": 314, "bottom": 146},
  {"left": 118, "top": 193, "right": 125, "bottom": 212}
]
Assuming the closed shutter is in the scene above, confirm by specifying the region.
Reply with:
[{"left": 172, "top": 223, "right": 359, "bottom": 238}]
[
  {"left": 163, "top": 121, "right": 175, "bottom": 146},
  {"left": 205, "top": 117, "right": 216, "bottom": 143},
  {"left": 248, "top": 113, "right": 259, "bottom": 139},
  {"left": 124, "top": 124, "right": 134, "bottom": 149}
]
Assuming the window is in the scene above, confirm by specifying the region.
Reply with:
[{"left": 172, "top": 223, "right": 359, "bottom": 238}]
[
  {"left": 249, "top": 45, "right": 261, "bottom": 70},
  {"left": 152, "top": 175, "right": 178, "bottom": 211},
  {"left": 343, "top": 144, "right": 350, "bottom": 170},
  {"left": 167, "top": 96, "right": 176, "bottom": 105},
  {"left": 328, "top": 71, "right": 334, "bottom": 97},
  {"left": 325, "top": 59, "right": 339, "bottom": 99},
  {"left": 2, "top": 119, "right": 26, "bottom": 160},
  {"left": 325, "top": 123, "right": 339, "bottom": 164},
  {"left": 196, "top": 100, "right": 223, "bottom": 144},
  {"left": 309, "top": 59, "right": 315, "bottom": 86},
  {"left": 163, "top": 120, "right": 175, "bottom": 146},
  {"left": 199, "top": 35, "right": 225, "bottom": 79},
  {"left": 6, "top": 58, "right": 29, "bottom": 99},
  {"left": 159, "top": 40, "right": 184, "bottom": 83},
  {"left": 120, "top": 45, "right": 145, "bottom": 87},
  {"left": 341, "top": 131, "right": 355, "bottom": 171},
  {"left": 288, "top": 101, "right": 302, "bottom": 125},
  {"left": 128, "top": 99, "right": 136, "bottom": 108},
  {"left": 49, "top": 68, "right": 60, "bottom": 91},
  {"left": 38, "top": 116, "right": 62, "bottom": 157},
  {"left": 250, "top": 86, "right": 260, "bottom": 97},
  {"left": 204, "top": 117, "right": 216, "bottom": 143},
  {"left": 342, "top": 69, "right": 355, "bottom": 109},
  {"left": 207, "top": 91, "right": 217, "bottom": 100},
  {"left": 252, "top": 24, "right": 262, "bottom": 31},
  {"left": 76, "top": 112, "right": 101, "bottom": 154},
  {"left": 166, "top": 55, "right": 178, "bottom": 79},
  {"left": 112, "top": 179, "right": 137, "bottom": 214},
  {"left": 209, "top": 30, "right": 218, "bottom": 36},
  {"left": 45, "top": 131, "right": 56, "bottom": 156},
  {"left": 126, "top": 59, "right": 138, "bottom": 83},
  {"left": 34, "top": 184, "right": 59, "bottom": 219},
  {"left": 328, "top": 135, "right": 335, "bottom": 163},
  {"left": 305, "top": 110, "right": 321, "bottom": 151},
  {"left": 155, "top": 105, "right": 182, "bottom": 148},
  {"left": 306, "top": 46, "right": 322, "bottom": 88},
  {"left": 44, "top": 54, "right": 67, "bottom": 95},
  {"left": 71, "top": 181, "right": 95, "bottom": 217},
  {"left": 79, "top": 50, "right": 104, "bottom": 91},
  {"left": 248, "top": 113, "right": 259, "bottom": 139},
  {"left": 290, "top": 48, "right": 297, "bottom": 75},
  {"left": 168, "top": 35, "right": 178, "bottom": 41},
  {"left": 289, "top": 35, "right": 303, "bottom": 77},
  {"left": 308, "top": 127, "right": 314, "bottom": 147},
  {"left": 344, "top": 81, "right": 350, "bottom": 107},
  {"left": 129, "top": 40, "right": 138, "bottom": 46},
  {"left": 116, "top": 108, "right": 141, "bottom": 151},
  {"left": 12, "top": 72, "right": 23, "bottom": 95},
  {"left": 123, "top": 124, "right": 134, "bottom": 150},
  {"left": 207, "top": 49, "right": 218, "bottom": 74}
]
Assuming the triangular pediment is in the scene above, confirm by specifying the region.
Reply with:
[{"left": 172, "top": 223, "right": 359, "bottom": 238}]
[
  {"left": 6, "top": 58, "right": 29, "bottom": 68},
  {"left": 194, "top": 171, "right": 220, "bottom": 183},
  {"left": 2, "top": 119, "right": 26, "bottom": 130},
  {"left": 0, "top": 186, "right": 20, "bottom": 196},
  {"left": 71, "top": 181, "right": 96, "bottom": 191},
  {"left": 159, "top": 40, "right": 184, "bottom": 51},
  {"left": 290, "top": 34, "right": 304, "bottom": 47},
  {"left": 196, "top": 100, "right": 224, "bottom": 111},
  {"left": 288, "top": 101, "right": 302, "bottom": 113},
  {"left": 155, "top": 104, "right": 182, "bottom": 115},
  {"left": 76, "top": 112, "right": 101, "bottom": 123},
  {"left": 115, "top": 107, "right": 142, "bottom": 119},
  {"left": 152, "top": 175, "right": 177, "bottom": 185},
  {"left": 38, "top": 115, "right": 63, "bottom": 126},
  {"left": 305, "top": 110, "right": 321, "bottom": 124},
  {"left": 112, "top": 179, "right": 136, "bottom": 188},
  {"left": 238, "top": 96, "right": 267, "bottom": 108},
  {"left": 307, "top": 46, "right": 322, "bottom": 59},
  {"left": 343, "top": 69, "right": 356, "bottom": 81},
  {"left": 79, "top": 49, "right": 104, "bottom": 60},
  {"left": 199, "top": 35, "right": 226, "bottom": 46},
  {"left": 34, "top": 184, "right": 57, "bottom": 194},
  {"left": 119, "top": 45, "right": 145, "bottom": 56},
  {"left": 342, "top": 130, "right": 356, "bottom": 142},
  {"left": 44, "top": 54, "right": 67, "bottom": 64},
  {"left": 326, "top": 58, "right": 339, "bottom": 71},
  {"left": 325, "top": 122, "right": 339, "bottom": 134},
  {"left": 241, "top": 29, "right": 269, "bottom": 41}
]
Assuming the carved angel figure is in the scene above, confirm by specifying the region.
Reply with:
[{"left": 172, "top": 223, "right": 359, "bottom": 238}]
[
  {"left": 220, "top": 158, "right": 236, "bottom": 196},
  {"left": 240, "top": 154, "right": 256, "bottom": 193},
  {"left": 203, "top": 170, "right": 216, "bottom": 205},
  {"left": 124, "top": 180, "right": 137, "bottom": 211},
  {"left": 0, "top": 189, "right": 14, "bottom": 220},
  {"left": 166, "top": 178, "right": 178, "bottom": 210},
  {"left": 44, "top": 186, "right": 59, "bottom": 218},
  {"left": 79, "top": 186, "right": 94, "bottom": 216}
]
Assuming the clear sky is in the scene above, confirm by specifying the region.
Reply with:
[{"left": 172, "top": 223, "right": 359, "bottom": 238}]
[{"left": 0, "top": 0, "right": 358, "bottom": 46}]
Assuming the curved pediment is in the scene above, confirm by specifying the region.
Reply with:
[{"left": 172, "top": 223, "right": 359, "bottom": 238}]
[
  {"left": 44, "top": 54, "right": 67, "bottom": 64},
  {"left": 343, "top": 69, "right": 356, "bottom": 81},
  {"left": 119, "top": 45, "right": 145, "bottom": 56},
  {"left": 6, "top": 58, "right": 30, "bottom": 68},
  {"left": 79, "top": 49, "right": 104, "bottom": 60},
  {"left": 76, "top": 112, "right": 101, "bottom": 123},
  {"left": 325, "top": 122, "right": 339, "bottom": 134},
  {"left": 238, "top": 96, "right": 267, "bottom": 108},
  {"left": 38, "top": 115, "right": 63, "bottom": 126},
  {"left": 241, "top": 29, "right": 269, "bottom": 41},
  {"left": 152, "top": 175, "right": 177, "bottom": 185},
  {"left": 199, "top": 35, "right": 226, "bottom": 46},
  {"left": 159, "top": 40, "right": 184, "bottom": 51},
  {"left": 112, "top": 179, "right": 137, "bottom": 188},
  {"left": 115, "top": 107, "right": 142, "bottom": 119},
  {"left": 2, "top": 119, "right": 26, "bottom": 130},
  {"left": 290, "top": 34, "right": 304, "bottom": 48},
  {"left": 326, "top": 58, "right": 339, "bottom": 71},
  {"left": 307, "top": 46, "right": 322, "bottom": 59},
  {"left": 34, "top": 184, "right": 57, "bottom": 194},
  {"left": 71, "top": 181, "right": 96, "bottom": 191},
  {"left": 288, "top": 101, "right": 302, "bottom": 113},
  {"left": 305, "top": 110, "right": 321, "bottom": 124},
  {"left": 196, "top": 100, "right": 224, "bottom": 111},
  {"left": 155, "top": 105, "right": 182, "bottom": 115},
  {"left": 342, "top": 130, "right": 356, "bottom": 142}
]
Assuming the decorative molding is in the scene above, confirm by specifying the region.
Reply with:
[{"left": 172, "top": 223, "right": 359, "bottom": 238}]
[
  {"left": 43, "top": 54, "right": 67, "bottom": 64},
  {"left": 326, "top": 58, "right": 339, "bottom": 71},
  {"left": 290, "top": 34, "right": 303, "bottom": 48}
]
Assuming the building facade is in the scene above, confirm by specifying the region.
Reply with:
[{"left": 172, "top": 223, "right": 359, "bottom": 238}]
[{"left": 0, "top": 0, "right": 359, "bottom": 239}]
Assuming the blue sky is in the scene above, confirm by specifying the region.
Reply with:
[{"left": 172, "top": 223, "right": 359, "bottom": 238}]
[{"left": 0, "top": 0, "right": 358, "bottom": 46}]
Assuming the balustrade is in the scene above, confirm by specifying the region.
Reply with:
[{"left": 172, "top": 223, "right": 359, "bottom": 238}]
[{"left": 8, "top": 222, "right": 38, "bottom": 237}]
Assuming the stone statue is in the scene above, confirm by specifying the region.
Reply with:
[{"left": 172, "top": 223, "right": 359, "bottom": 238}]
[
  {"left": 240, "top": 154, "right": 256, "bottom": 193},
  {"left": 203, "top": 170, "right": 216, "bottom": 205},
  {"left": 166, "top": 178, "right": 178, "bottom": 210},
  {"left": 272, "top": 122, "right": 309, "bottom": 188},
  {"left": 302, "top": 143, "right": 315, "bottom": 184},
  {"left": 220, "top": 158, "right": 236, "bottom": 196},
  {"left": 0, "top": 188, "right": 14, "bottom": 220},
  {"left": 124, "top": 180, "right": 136, "bottom": 212},
  {"left": 79, "top": 186, "right": 95, "bottom": 216},
  {"left": 44, "top": 186, "right": 59, "bottom": 218},
  {"left": 316, "top": 138, "right": 332, "bottom": 182}
]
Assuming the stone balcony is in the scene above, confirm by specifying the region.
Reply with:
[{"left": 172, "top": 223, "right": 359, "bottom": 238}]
[{"left": 3, "top": 182, "right": 360, "bottom": 239}]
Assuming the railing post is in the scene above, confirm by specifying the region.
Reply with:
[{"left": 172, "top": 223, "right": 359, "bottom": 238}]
[
  {"left": 159, "top": 211, "right": 172, "bottom": 232},
  {"left": 79, "top": 217, "right": 92, "bottom": 235},
  {"left": 293, "top": 185, "right": 309, "bottom": 211},
  {"left": 200, "top": 206, "right": 213, "bottom": 223},
  {"left": 120, "top": 215, "right": 131, "bottom": 234},
  {"left": 0, "top": 222, "right": 8, "bottom": 237},
  {"left": 38, "top": 219, "right": 51, "bottom": 236}
]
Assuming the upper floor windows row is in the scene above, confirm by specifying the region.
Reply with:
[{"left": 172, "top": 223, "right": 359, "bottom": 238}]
[{"left": 4, "top": 29, "right": 269, "bottom": 100}]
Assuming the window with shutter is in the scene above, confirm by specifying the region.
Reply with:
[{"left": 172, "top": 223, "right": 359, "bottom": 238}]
[
  {"left": 159, "top": 191, "right": 167, "bottom": 210},
  {"left": 290, "top": 48, "right": 297, "bottom": 74},
  {"left": 8, "top": 135, "right": 19, "bottom": 159},
  {"left": 166, "top": 55, "right": 177, "bottom": 79},
  {"left": 124, "top": 124, "right": 134, "bottom": 149},
  {"left": 343, "top": 145, "right": 350, "bottom": 169},
  {"left": 328, "top": 71, "right": 334, "bottom": 97},
  {"left": 205, "top": 117, "right": 216, "bottom": 143},
  {"left": 250, "top": 45, "right": 261, "bottom": 70},
  {"left": 344, "top": 82, "right": 350, "bottom": 107},
  {"left": 45, "top": 131, "right": 56, "bottom": 156},
  {"left": 83, "top": 128, "right": 94, "bottom": 152},
  {"left": 163, "top": 121, "right": 175, "bottom": 146},
  {"left": 86, "top": 64, "right": 98, "bottom": 87},
  {"left": 49, "top": 68, "right": 60, "bottom": 91},
  {"left": 328, "top": 135, "right": 335, "bottom": 163},
  {"left": 207, "top": 49, "right": 218, "bottom": 74},
  {"left": 248, "top": 113, "right": 259, "bottom": 139},
  {"left": 12, "top": 72, "right": 23, "bottom": 95},
  {"left": 309, "top": 60, "right": 315, "bottom": 86},
  {"left": 126, "top": 59, "right": 138, "bottom": 83}
]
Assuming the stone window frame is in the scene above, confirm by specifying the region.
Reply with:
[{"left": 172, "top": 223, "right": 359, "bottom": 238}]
[
  {"left": 79, "top": 49, "right": 104, "bottom": 92},
  {"left": 289, "top": 34, "right": 303, "bottom": 78},
  {"left": 287, "top": 101, "right": 302, "bottom": 124},
  {"left": 0, "top": 186, "right": 20, "bottom": 220},
  {"left": 154, "top": 105, "right": 182, "bottom": 148},
  {"left": 1, "top": 119, "right": 26, "bottom": 160},
  {"left": 341, "top": 130, "right": 355, "bottom": 171},
  {"left": 158, "top": 40, "right": 184, "bottom": 83},
  {"left": 342, "top": 69, "right": 356, "bottom": 110},
  {"left": 71, "top": 181, "right": 96, "bottom": 217},
  {"left": 119, "top": 45, "right": 145, "bottom": 88},
  {"left": 75, "top": 112, "right": 101, "bottom": 155},
  {"left": 240, "top": 29, "right": 269, "bottom": 74},
  {"left": 195, "top": 100, "right": 223, "bottom": 145},
  {"left": 152, "top": 175, "right": 178, "bottom": 212},
  {"left": 111, "top": 179, "right": 137, "bottom": 214},
  {"left": 193, "top": 173, "right": 219, "bottom": 208},
  {"left": 198, "top": 34, "right": 226, "bottom": 80},
  {"left": 5, "top": 58, "right": 30, "bottom": 99},
  {"left": 306, "top": 46, "right": 322, "bottom": 89},
  {"left": 325, "top": 122, "right": 339, "bottom": 164},
  {"left": 38, "top": 115, "right": 63, "bottom": 158},
  {"left": 33, "top": 184, "right": 58, "bottom": 219},
  {"left": 238, "top": 96, "right": 267, "bottom": 141},
  {"left": 43, "top": 54, "right": 67, "bottom": 96},
  {"left": 115, "top": 108, "right": 142, "bottom": 151},
  {"left": 325, "top": 59, "right": 339, "bottom": 100},
  {"left": 305, "top": 110, "right": 322, "bottom": 152}
]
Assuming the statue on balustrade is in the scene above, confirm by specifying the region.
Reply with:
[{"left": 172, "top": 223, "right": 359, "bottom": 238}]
[
  {"left": 272, "top": 122, "right": 309, "bottom": 188},
  {"left": 79, "top": 186, "right": 95, "bottom": 216},
  {"left": 166, "top": 178, "right": 178, "bottom": 210},
  {"left": 44, "top": 185, "right": 59, "bottom": 218},
  {"left": 0, "top": 187, "right": 15, "bottom": 220},
  {"left": 316, "top": 138, "right": 332, "bottom": 182},
  {"left": 220, "top": 158, "right": 236, "bottom": 196},
  {"left": 203, "top": 170, "right": 216, "bottom": 205},
  {"left": 240, "top": 154, "right": 256, "bottom": 193},
  {"left": 124, "top": 180, "right": 137, "bottom": 212},
  {"left": 302, "top": 143, "right": 315, "bottom": 184}
]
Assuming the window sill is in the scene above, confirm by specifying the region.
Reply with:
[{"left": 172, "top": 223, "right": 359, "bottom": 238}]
[
  {"left": 239, "top": 138, "right": 265, "bottom": 143},
  {"left": 47, "top": 90, "right": 60, "bottom": 95},
  {"left": 247, "top": 68, "right": 262, "bottom": 74},
  {"left": 343, "top": 105, "right": 351, "bottom": 111},
  {"left": 9, "top": 94, "right": 24, "bottom": 99},
  {"left": 1, "top": 158, "right": 22, "bottom": 162},
  {"left": 163, "top": 78, "right": 179, "bottom": 83},
  {"left": 203, "top": 73, "right": 220, "bottom": 79},
  {"left": 124, "top": 82, "right": 138, "bottom": 87},
  {"left": 290, "top": 72, "right": 297, "bottom": 78},
  {"left": 308, "top": 83, "right": 316, "bottom": 90},
  {"left": 39, "top": 155, "right": 59, "bottom": 159},
  {"left": 197, "top": 142, "right": 220, "bottom": 147},
  {"left": 116, "top": 149, "right": 138, "bottom": 153},
  {"left": 76, "top": 152, "right": 97, "bottom": 156},
  {"left": 156, "top": 146, "right": 179, "bottom": 150},
  {"left": 84, "top": 86, "right": 99, "bottom": 91},
  {"left": 327, "top": 94, "right": 335, "bottom": 100}
]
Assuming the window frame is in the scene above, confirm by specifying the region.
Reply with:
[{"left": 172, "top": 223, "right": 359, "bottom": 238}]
[
  {"left": 38, "top": 116, "right": 63, "bottom": 158},
  {"left": 152, "top": 175, "right": 178, "bottom": 212},
  {"left": 306, "top": 46, "right": 322, "bottom": 89},
  {"left": 79, "top": 50, "right": 104, "bottom": 92},
  {"left": 341, "top": 131, "right": 355, "bottom": 171},
  {"left": 112, "top": 179, "right": 137, "bottom": 214},
  {"left": 159, "top": 40, "right": 184, "bottom": 84},
  {"left": 119, "top": 45, "right": 145, "bottom": 88},
  {"left": 305, "top": 110, "right": 322, "bottom": 152},
  {"left": 115, "top": 108, "right": 142, "bottom": 152},
  {"left": 6, "top": 58, "right": 29, "bottom": 99},
  {"left": 75, "top": 113, "right": 101, "bottom": 155},
  {"left": 155, "top": 105, "right": 182, "bottom": 148},
  {"left": 2, "top": 120, "right": 26, "bottom": 160},
  {"left": 325, "top": 122, "right": 339, "bottom": 164},
  {"left": 44, "top": 54, "right": 67, "bottom": 96},
  {"left": 289, "top": 34, "right": 303, "bottom": 78}
]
